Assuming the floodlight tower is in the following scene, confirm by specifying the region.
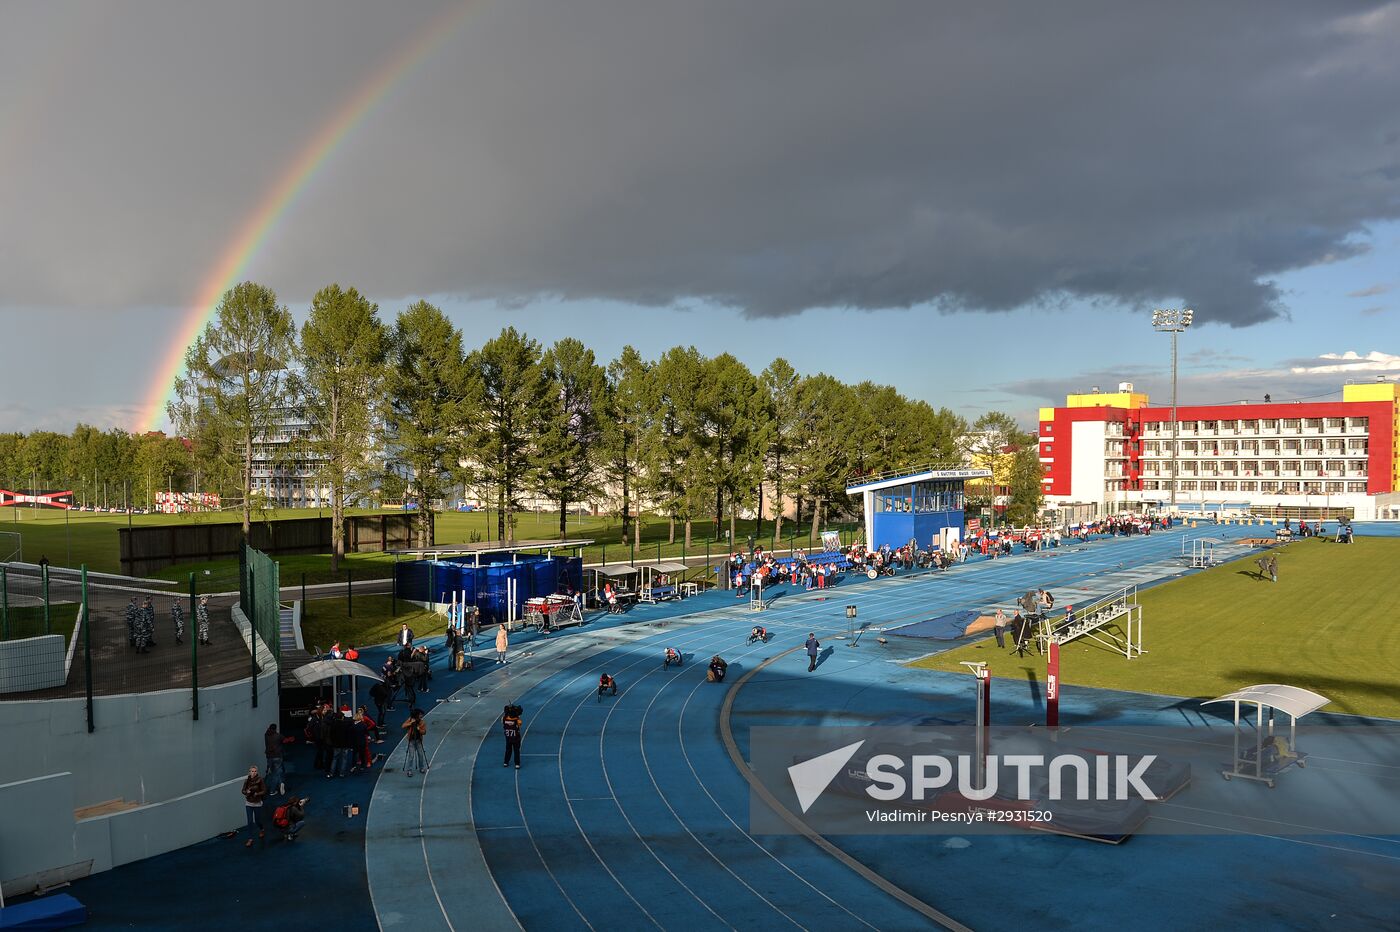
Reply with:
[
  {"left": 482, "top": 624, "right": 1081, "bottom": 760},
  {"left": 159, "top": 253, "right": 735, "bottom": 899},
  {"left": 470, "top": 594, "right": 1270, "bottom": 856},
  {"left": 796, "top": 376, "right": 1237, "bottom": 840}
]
[{"left": 1151, "top": 308, "right": 1194, "bottom": 508}]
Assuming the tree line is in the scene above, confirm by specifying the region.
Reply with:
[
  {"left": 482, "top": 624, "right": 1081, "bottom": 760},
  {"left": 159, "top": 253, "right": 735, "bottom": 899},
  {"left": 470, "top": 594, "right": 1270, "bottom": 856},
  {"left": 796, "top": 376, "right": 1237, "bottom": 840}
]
[{"left": 3, "top": 281, "right": 1045, "bottom": 568}]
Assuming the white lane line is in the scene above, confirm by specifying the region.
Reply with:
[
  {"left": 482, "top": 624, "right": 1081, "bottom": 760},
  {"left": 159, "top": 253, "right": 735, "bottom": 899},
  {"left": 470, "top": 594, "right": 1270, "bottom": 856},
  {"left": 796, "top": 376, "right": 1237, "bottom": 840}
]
[{"left": 588, "top": 629, "right": 763, "bottom": 929}]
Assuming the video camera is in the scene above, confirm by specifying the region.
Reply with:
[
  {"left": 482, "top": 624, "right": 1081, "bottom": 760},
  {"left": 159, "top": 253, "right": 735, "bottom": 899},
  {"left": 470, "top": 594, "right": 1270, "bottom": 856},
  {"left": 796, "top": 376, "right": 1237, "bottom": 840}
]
[{"left": 504, "top": 703, "right": 523, "bottom": 718}]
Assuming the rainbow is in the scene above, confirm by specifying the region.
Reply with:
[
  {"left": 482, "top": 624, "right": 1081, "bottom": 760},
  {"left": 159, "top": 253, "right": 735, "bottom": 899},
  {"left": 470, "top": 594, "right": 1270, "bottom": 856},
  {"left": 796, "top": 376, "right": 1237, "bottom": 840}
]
[{"left": 139, "top": 1, "right": 475, "bottom": 432}]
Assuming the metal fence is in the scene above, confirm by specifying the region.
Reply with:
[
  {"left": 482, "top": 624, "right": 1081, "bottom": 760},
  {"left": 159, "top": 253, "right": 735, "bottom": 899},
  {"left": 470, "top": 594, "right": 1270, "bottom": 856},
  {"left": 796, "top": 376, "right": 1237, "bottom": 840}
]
[
  {"left": 0, "top": 560, "right": 267, "bottom": 730},
  {"left": 240, "top": 543, "right": 281, "bottom": 667}
]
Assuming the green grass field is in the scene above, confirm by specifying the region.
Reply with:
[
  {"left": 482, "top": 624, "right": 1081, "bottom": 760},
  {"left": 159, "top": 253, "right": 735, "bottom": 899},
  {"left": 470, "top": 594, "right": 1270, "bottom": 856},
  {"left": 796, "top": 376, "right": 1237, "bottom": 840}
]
[
  {"left": 4, "top": 506, "right": 854, "bottom": 586},
  {"left": 1, "top": 602, "right": 80, "bottom": 646},
  {"left": 298, "top": 594, "right": 445, "bottom": 655},
  {"left": 912, "top": 537, "right": 1400, "bottom": 720}
]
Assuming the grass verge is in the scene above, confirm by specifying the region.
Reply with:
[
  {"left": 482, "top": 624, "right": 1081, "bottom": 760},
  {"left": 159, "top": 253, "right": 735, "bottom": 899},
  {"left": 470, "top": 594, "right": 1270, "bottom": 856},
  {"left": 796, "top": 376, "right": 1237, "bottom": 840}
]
[{"left": 298, "top": 594, "right": 446, "bottom": 653}]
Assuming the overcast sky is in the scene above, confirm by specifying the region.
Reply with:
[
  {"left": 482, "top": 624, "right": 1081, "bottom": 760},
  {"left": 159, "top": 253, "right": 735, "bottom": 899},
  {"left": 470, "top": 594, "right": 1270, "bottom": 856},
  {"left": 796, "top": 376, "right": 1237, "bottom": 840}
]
[{"left": 2, "top": 0, "right": 1399, "bottom": 432}]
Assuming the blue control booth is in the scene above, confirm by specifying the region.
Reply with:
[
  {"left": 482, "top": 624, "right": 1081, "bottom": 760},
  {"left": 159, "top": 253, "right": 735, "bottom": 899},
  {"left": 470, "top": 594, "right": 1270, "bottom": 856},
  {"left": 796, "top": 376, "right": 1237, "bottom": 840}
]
[{"left": 846, "top": 467, "right": 991, "bottom": 551}]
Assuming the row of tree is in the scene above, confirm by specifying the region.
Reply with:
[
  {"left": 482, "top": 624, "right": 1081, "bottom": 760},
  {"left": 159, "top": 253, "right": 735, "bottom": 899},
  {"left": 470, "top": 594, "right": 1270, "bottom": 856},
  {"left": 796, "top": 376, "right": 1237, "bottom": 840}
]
[
  {"left": 0, "top": 427, "right": 193, "bottom": 511},
  {"left": 3, "top": 281, "right": 1046, "bottom": 569}
]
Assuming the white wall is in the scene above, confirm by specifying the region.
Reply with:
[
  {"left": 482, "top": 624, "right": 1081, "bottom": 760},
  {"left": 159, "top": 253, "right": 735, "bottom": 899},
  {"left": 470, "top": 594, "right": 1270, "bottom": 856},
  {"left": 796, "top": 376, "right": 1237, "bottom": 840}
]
[
  {"left": 0, "top": 634, "right": 66, "bottom": 693},
  {"left": 1070, "top": 421, "right": 1108, "bottom": 504},
  {"left": 0, "top": 603, "right": 278, "bottom": 892}
]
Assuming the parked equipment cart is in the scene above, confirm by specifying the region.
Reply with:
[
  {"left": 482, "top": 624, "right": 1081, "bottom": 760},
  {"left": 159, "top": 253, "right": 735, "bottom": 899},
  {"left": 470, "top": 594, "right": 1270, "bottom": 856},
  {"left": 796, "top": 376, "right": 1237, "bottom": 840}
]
[{"left": 1205, "top": 684, "right": 1329, "bottom": 788}]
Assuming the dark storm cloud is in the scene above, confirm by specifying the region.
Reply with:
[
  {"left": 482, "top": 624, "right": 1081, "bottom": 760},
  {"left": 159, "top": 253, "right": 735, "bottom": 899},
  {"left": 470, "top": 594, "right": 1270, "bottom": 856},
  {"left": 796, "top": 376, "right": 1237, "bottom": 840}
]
[{"left": 2, "top": 0, "right": 1399, "bottom": 325}]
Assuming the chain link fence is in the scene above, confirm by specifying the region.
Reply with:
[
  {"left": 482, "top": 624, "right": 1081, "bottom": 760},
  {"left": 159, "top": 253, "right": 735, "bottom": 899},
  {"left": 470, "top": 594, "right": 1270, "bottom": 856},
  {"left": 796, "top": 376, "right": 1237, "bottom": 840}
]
[{"left": 0, "top": 558, "right": 272, "bottom": 729}]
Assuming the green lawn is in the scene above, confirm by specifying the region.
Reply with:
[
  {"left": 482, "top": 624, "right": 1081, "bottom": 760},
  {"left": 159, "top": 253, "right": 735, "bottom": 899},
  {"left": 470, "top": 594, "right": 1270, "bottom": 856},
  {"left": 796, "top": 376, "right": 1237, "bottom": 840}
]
[
  {"left": 298, "top": 594, "right": 445, "bottom": 654},
  {"left": 911, "top": 537, "right": 1400, "bottom": 720},
  {"left": 5, "top": 506, "right": 856, "bottom": 585},
  {"left": 1, "top": 602, "right": 80, "bottom": 646}
]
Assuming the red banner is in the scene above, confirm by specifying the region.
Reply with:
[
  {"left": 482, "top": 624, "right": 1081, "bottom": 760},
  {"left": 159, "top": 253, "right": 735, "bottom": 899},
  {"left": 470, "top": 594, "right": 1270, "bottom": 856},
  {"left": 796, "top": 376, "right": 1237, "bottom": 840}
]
[
  {"left": 1046, "top": 641, "right": 1060, "bottom": 727},
  {"left": 966, "top": 517, "right": 982, "bottom": 533},
  {"left": 0, "top": 489, "right": 74, "bottom": 510}
]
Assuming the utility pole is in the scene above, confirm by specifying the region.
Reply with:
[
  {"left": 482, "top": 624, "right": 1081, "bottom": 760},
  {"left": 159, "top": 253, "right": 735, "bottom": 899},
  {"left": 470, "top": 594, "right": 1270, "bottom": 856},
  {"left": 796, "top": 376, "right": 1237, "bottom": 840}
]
[{"left": 1152, "top": 309, "right": 1194, "bottom": 509}]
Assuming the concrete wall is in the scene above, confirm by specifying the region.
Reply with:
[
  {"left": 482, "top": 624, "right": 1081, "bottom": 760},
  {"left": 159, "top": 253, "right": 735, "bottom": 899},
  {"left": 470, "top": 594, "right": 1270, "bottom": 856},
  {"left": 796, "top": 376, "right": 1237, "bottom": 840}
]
[
  {"left": 0, "top": 633, "right": 66, "bottom": 693},
  {"left": 0, "top": 772, "right": 247, "bottom": 896},
  {"left": 0, "top": 668, "right": 275, "bottom": 808},
  {"left": 0, "top": 603, "right": 279, "bottom": 892},
  {"left": 0, "top": 773, "right": 81, "bottom": 891}
]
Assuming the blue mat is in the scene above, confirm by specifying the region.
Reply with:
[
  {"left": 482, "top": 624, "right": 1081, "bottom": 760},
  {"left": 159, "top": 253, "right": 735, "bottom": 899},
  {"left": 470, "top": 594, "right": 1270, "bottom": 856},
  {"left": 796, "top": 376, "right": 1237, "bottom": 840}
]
[
  {"left": 887, "top": 609, "right": 987, "bottom": 639},
  {"left": 0, "top": 894, "right": 86, "bottom": 930}
]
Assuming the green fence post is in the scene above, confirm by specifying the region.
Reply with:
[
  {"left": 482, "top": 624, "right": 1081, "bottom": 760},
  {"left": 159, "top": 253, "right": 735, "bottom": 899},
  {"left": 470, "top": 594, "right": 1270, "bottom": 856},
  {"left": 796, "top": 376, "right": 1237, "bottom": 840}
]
[
  {"left": 1, "top": 565, "right": 7, "bottom": 639},
  {"left": 42, "top": 562, "right": 51, "bottom": 635},
  {"left": 301, "top": 572, "right": 307, "bottom": 617},
  {"left": 190, "top": 573, "right": 199, "bottom": 721},
  {"left": 249, "top": 564, "right": 258, "bottom": 709},
  {"left": 83, "top": 565, "right": 93, "bottom": 732},
  {"left": 272, "top": 559, "right": 280, "bottom": 667}
]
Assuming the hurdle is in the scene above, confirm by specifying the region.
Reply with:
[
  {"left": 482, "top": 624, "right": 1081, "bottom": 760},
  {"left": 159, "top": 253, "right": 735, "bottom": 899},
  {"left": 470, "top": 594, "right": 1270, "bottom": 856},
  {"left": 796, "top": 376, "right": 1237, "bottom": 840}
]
[{"left": 1182, "top": 536, "right": 1221, "bottom": 568}]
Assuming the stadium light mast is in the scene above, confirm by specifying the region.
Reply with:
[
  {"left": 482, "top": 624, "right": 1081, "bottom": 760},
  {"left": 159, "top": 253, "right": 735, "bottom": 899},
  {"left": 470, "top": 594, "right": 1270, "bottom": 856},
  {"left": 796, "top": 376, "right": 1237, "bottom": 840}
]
[{"left": 1152, "top": 308, "right": 1194, "bottom": 509}]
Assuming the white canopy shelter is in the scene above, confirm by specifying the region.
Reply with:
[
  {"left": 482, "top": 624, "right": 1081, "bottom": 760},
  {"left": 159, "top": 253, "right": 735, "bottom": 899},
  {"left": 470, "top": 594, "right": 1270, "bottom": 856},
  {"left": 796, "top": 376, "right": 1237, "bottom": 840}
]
[
  {"left": 1204, "top": 684, "right": 1329, "bottom": 787},
  {"left": 289, "top": 659, "right": 384, "bottom": 714}
]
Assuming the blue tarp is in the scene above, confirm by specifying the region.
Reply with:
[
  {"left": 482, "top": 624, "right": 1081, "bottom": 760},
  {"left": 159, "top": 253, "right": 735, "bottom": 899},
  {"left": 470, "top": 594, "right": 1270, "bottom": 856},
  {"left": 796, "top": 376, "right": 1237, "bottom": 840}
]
[
  {"left": 394, "top": 555, "right": 583, "bottom": 625},
  {"left": 887, "top": 609, "right": 985, "bottom": 640}
]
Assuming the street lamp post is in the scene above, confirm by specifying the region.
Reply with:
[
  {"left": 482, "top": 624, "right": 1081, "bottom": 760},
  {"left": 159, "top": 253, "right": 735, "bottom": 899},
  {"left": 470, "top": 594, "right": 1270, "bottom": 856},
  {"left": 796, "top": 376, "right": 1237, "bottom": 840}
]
[{"left": 1152, "top": 309, "right": 1194, "bottom": 510}]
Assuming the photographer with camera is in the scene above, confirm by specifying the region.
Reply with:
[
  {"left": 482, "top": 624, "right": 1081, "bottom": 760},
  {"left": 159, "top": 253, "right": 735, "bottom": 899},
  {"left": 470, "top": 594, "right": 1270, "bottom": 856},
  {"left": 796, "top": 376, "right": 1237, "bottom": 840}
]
[{"left": 273, "top": 796, "right": 308, "bottom": 842}]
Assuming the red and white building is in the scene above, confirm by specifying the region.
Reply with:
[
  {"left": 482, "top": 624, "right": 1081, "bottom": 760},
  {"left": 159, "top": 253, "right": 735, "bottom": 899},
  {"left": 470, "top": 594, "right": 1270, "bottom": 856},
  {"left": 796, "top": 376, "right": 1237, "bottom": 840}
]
[{"left": 1039, "top": 380, "right": 1400, "bottom": 520}]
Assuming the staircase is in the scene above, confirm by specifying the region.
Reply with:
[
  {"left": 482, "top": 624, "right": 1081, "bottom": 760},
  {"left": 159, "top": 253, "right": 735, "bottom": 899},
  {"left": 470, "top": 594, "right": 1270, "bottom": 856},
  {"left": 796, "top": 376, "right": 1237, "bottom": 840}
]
[
  {"left": 1040, "top": 585, "right": 1143, "bottom": 658},
  {"left": 277, "top": 602, "right": 312, "bottom": 690}
]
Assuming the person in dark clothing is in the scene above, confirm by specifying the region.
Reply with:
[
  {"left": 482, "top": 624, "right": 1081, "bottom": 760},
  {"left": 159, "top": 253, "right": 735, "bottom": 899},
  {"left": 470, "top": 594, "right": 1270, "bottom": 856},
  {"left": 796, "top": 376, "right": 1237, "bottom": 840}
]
[
  {"left": 264, "top": 723, "right": 285, "bottom": 797},
  {"left": 805, "top": 633, "right": 820, "bottom": 672},
  {"left": 310, "top": 705, "right": 333, "bottom": 773},
  {"left": 327, "top": 708, "right": 354, "bottom": 778},
  {"left": 502, "top": 704, "right": 523, "bottom": 769},
  {"left": 350, "top": 710, "right": 372, "bottom": 773},
  {"left": 412, "top": 646, "right": 431, "bottom": 693},
  {"left": 398, "top": 659, "right": 423, "bottom": 707},
  {"left": 369, "top": 682, "right": 390, "bottom": 741},
  {"left": 397, "top": 624, "right": 415, "bottom": 649}
]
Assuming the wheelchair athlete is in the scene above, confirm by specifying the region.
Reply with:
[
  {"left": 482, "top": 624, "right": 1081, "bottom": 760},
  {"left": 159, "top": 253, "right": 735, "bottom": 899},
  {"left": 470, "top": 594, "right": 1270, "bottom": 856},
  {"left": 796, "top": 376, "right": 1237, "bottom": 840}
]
[
  {"left": 707, "top": 655, "right": 728, "bottom": 683},
  {"left": 747, "top": 625, "right": 768, "bottom": 645},
  {"left": 663, "top": 647, "right": 682, "bottom": 668},
  {"left": 597, "top": 673, "right": 619, "bottom": 701}
]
